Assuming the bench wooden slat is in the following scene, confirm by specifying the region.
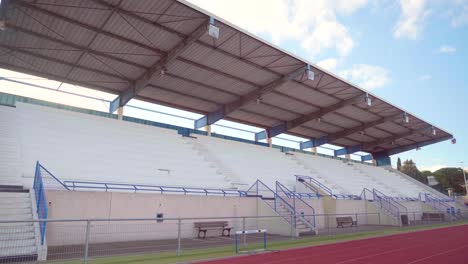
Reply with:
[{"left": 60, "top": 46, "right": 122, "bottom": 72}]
[{"left": 194, "top": 221, "right": 231, "bottom": 239}]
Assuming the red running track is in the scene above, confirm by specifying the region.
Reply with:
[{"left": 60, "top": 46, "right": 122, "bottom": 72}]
[{"left": 200, "top": 225, "right": 468, "bottom": 264}]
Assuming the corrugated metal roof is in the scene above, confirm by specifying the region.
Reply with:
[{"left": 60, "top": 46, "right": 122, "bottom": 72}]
[{"left": 0, "top": 0, "right": 453, "bottom": 155}]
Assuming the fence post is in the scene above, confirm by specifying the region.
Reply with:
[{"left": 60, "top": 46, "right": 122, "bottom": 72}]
[
  {"left": 242, "top": 217, "right": 246, "bottom": 246},
  {"left": 290, "top": 214, "right": 295, "bottom": 240},
  {"left": 177, "top": 219, "right": 182, "bottom": 256},
  {"left": 84, "top": 220, "right": 91, "bottom": 264},
  {"left": 378, "top": 213, "right": 381, "bottom": 225}
]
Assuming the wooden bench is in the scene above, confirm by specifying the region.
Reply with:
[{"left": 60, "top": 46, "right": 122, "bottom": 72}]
[
  {"left": 422, "top": 213, "right": 445, "bottom": 222},
  {"left": 336, "top": 216, "right": 357, "bottom": 228},
  {"left": 194, "top": 221, "right": 232, "bottom": 239}
]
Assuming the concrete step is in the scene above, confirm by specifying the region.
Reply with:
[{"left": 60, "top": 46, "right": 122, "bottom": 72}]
[
  {"left": 0, "top": 213, "right": 33, "bottom": 221},
  {"left": 0, "top": 245, "right": 37, "bottom": 257},
  {"left": 0, "top": 201, "right": 31, "bottom": 209},
  {"left": 0, "top": 208, "right": 32, "bottom": 215},
  {"left": 298, "top": 230, "right": 316, "bottom": 236},
  {"left": 0, "top": 238, "right": 36, "bottom": 249},
  {"left": 0, "top": 225, "right": 34, "bottom": 234},
  {"left": 0, "top": 219, "right": 33, "bottom": 227},
  {"left": 0, "top": 231, "right": 35, "bottom": 241},
  {"left": 0, "top": 192, "right": 29, "bottom": 198}
]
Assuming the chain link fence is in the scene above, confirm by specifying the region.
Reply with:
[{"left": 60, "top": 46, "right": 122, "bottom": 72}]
[{"left": 0, "top": 212, "right": 464, "bottom": 263}]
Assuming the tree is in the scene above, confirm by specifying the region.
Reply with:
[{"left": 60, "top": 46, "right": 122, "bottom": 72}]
[
  {"left": 433, "top": 168, "right": 466, "bottom": 194},
  {"left": 400, "top": 159, "right": 425, "bottom": 183},
  {"left": 397, "top": 158, "right": 402, "bottom": 171}
]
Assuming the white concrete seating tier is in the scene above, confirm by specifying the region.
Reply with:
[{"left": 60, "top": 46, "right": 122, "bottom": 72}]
[
  {"left": 12, "top": 103, "right": 228, "bottom": 189},
  {"left": 195, "top": 135, "right": 310, "bottom": 190}
]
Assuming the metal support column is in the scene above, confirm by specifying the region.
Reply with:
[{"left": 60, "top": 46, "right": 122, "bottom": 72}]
[
  {"left": 84, "top": 220, "right": 91, "bottom": 264},
  {"left": 177, "top": 219, "right": 182, "bottom": 256}
]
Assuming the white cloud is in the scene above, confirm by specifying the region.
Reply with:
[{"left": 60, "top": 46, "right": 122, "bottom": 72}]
[
  {"left": 394, "top": 0, "right": 430, "bottom": 40},
  {"left": 187, "top": 0, "right": 368, "bottom": 58},
  {"left": 438, "top": 45, "right": 456, "bottom": 53},
  {"left": 450, "top": 0, "right": 468, "bottom": 27},
  {"left": 317, "top": 58, "right": 338, "bottom": 71},
  {"left": 340, "top": 64, "right": 389, "bottom": 90},
  {"left": 419, "top": 164, "right": 446, "bottom": 172},
  {"left": 418, "top": 74, "right": 432, "bottom": 81}
]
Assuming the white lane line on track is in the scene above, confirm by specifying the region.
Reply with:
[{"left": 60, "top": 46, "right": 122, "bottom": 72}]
[{"left": 406, "top": 244, "right": 468, "bottom": 264}]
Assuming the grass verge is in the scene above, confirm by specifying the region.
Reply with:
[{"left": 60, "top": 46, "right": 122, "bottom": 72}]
[{"left": 56, "top": 221, "right": 467, "bottom": 264}]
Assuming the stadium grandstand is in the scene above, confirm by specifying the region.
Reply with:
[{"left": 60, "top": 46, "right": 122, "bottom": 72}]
[{"left": 0, "top": 0, "right": 466, "bottom": 263}]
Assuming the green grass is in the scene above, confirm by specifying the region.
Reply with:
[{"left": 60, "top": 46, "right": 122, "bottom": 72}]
[{"left": 57, "top": 221, "right": 467, "bottom": 264}]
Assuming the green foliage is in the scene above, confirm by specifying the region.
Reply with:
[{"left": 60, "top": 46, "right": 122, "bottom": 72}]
[
  {"left": 433, "top": 168, "right": 467, "bottom": 194},
  {"left": 401, "top": 159, "right": 426, "bottom": 183}
]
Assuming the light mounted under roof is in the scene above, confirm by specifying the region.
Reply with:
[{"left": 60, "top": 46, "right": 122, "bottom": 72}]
[
  {"left": 432, "top": 126, "right": 437, "bottom": 136},
  {"left": 365, "top": 93, "right": 372, "bottom": 107},
  {"left": 403, "top": 112, "right": 410, "bottom": 124},
  {"left": 208, "top": 17, "right": 220, "bottom": 39},
  {"left": 306, "top": 64, "right": 315, "bottom": 81}
]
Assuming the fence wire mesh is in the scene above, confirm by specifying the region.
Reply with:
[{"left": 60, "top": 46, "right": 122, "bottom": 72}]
[{"left": 0, "top": 212, "right": 465, "bottom": 264}]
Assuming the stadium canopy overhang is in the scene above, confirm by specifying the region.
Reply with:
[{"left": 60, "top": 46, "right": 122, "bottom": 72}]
[{"left": 0, "top": 0, "right": 454, "bottom": 159}]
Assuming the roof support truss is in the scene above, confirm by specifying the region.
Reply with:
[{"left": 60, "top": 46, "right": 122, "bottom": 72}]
[
  {"left": 109, "top": 18, "right": 210, "bottom": 112},
  {"left": 299, "top": 112, "right": 403, "bottom": 149},
  {"left": 256, "top": 93, "right": 368, "bottom": 141},
  {"left": 194, "top": 65, "right": 309, "bottom": 129},
  {"left": 335, "top": 126, "right": 434, "bottom": 156}
]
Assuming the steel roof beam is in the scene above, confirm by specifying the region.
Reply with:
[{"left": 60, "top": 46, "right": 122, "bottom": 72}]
[
  {"left": 14, "top": 1, "right": 163, "bottom": 54},
  {"left": 109, "top": 19, "right": 209, "bottom": 113},
  {"left": 335, "top": 126, "right": 434, "bottom": 156},
  {"left": 0, "top": 44, "right": 131, "bottom": 82},
  {"left": 257, "top": 93, "right": 367, "bottom": 141},
  {"left": 299, "top": 112, "right": 403, "bottom": 149},
  {"left": 194, "top": 65, "right": 308, "bottom": 129},
  {"left": 6, "top": 24, "right": 147, "bottom": 70}
]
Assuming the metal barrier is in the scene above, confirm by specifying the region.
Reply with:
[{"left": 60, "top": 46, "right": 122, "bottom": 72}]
[
  {"left": 33, "top": 161, "right": 49, "bottom": 245},
  {"left": 373, "top": 188, "right": 408, "bottom": 220},
  {"left": 276, "top": 181, "right": 316, "bottom": 228},
  {"left": 0, "top": 212, "right": 460, "bottom": 264},
  {"left": 61, "top": 180, "right": 248, "bottom": 197},
  {"left": 295, "top": 175, "right": 360, "bottom": 200},
  {"left": 38, "top": 161, "right": 247, "bottom": 197}
]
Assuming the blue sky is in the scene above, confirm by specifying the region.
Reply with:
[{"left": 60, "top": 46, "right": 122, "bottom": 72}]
[
  {"left": 0, "top": 0, "right": 467, "bottom": 171},
  {"left": 186, "top": 0, "right": 468, "bottom": 171}
]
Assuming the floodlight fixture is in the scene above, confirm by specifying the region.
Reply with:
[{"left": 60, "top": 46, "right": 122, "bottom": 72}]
[
  {"left": 365, "top": 93, "right": 372, "bottom": 107},
  {"left": 306, "top": 64, "right": 314, "bottom": 81},
  {"left": 208, "top": 17, "right": 220, "bottom": 39},
  {"left": 403, "top": 112, "right": 410, "bottom": 124}
]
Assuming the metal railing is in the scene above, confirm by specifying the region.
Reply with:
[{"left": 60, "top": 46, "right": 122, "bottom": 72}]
[
  {"left": 38, "top": 161, "right": 247, "bottom": 197},
  {"left": 61, "top": 180, "right": 248, "bottom": 197},
  {"left": 33, "top": 161, "right": 49, "bottom": 245},
  {"left": 295, "top": 175, "right": 360, "bottom": 200},
  {"left": 246, "top": 180, "right": 300, "bottom": 228},
  {"left": 373, "top": 189, "right": 408, "bottom": 220},
  {"left": 276, "top": 181, "right": 316, "bottom": 228},
  {"left": 0, "top": 212, "right": 461, "bottom": 264}
]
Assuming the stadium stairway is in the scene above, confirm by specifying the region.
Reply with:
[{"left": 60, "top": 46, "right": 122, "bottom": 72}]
[
  {"left": 262, "top": 198, "right": 316, "bottom": 236},
  {"left": 0, "top": 186, "right": 41, "bottom": 262},
  {"left": 183, "top": 137, "right": 244, "bottom": 189}
]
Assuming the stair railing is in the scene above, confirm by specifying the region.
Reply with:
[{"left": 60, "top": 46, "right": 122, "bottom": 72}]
[
  {"left": 372, "top": 188, "right": 408, "bottom": 219},
  {"left": 276, "top": 181, "right": 316, "bottom": 229}
]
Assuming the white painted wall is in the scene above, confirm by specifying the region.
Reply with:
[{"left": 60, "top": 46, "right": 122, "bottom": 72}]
[{"left": 45, "top": 190, "right": 258, "bottom": 246}]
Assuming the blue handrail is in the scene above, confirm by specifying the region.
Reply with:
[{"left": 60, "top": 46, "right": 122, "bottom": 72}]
[
  {"left": 62, "top": 180, "right": 247, "bottom": 197},
  {"left": 33, "top": 161, "right": 48, "bottom": 245},
  {"left": 296, "top": 175, "right": 359, "bottom": 200},
  {"left": 276, "top": 181, "right": 316, "bottom": 228},
  {"left": 373, "top": 188, "right": 408, "bottom": 219}
]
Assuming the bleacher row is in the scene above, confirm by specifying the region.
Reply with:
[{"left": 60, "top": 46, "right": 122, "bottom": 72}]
[{"left": 0, "top": 101, "right": 448, "bottom": 200}]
